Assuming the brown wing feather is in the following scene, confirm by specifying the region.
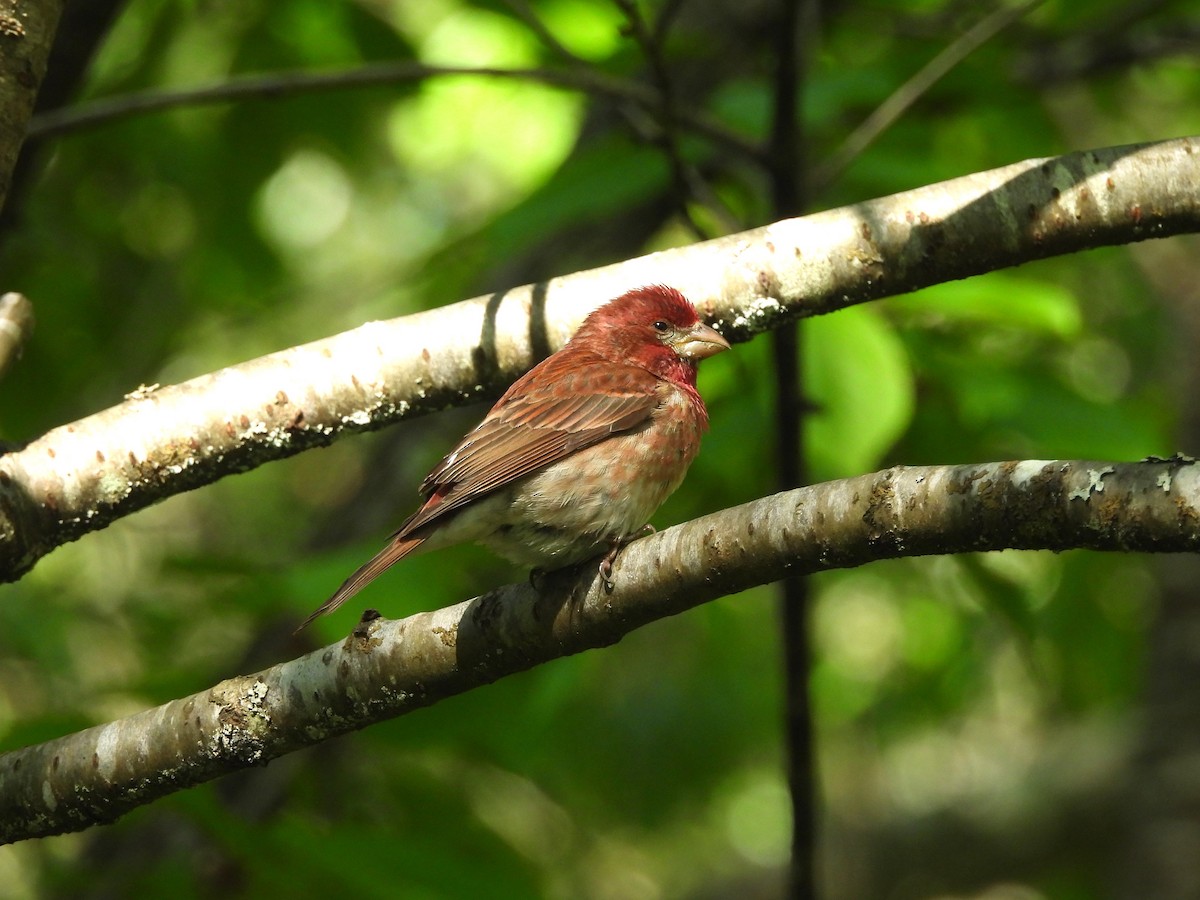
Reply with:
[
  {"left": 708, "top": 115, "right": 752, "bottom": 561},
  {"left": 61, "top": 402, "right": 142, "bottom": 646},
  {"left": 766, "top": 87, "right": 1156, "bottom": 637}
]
[{"left": 401, "top": 351, "right": 661, "bottom": 538}]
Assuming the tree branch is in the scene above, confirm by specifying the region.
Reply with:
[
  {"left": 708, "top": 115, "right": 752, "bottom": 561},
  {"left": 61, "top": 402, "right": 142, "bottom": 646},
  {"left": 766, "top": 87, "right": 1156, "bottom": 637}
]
[
  {"left": 611, "top": 0, "right": 724, "bottom": 238},
  {"left": 766, "top": 0, "right": 815, "bottom": 892},
  {"left": 498, "top": 0, "right": 588, "bottom": 67},
  {"left": 24, "top": 59, "right": 765, "bottom": 164},
  {"left": 1, "top": 136, "right": 1197, "bottom": 583},
  {"left": 811, "top": 0, "right": 1045, "bottom": 192},
  {"left": 3, "top": 457, "right": 1199, "bottom": 844},
  {"left": 0, "top": 0, "right": 64, "bottom": 215}
]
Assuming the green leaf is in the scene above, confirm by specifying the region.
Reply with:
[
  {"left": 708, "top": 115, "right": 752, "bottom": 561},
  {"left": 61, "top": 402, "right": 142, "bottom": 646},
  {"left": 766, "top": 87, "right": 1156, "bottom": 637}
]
[
  {"left": 804, "top": 307, "right": 915, "bottom": 480},
  {"left": 889, "top": 274, "right": 1083, "bottom": 339}
]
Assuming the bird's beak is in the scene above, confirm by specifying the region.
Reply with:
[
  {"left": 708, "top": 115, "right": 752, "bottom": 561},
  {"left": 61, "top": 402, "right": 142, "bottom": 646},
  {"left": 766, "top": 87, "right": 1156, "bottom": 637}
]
[{"left": 674, "top": 321, "right": 731, "bottom": 361}]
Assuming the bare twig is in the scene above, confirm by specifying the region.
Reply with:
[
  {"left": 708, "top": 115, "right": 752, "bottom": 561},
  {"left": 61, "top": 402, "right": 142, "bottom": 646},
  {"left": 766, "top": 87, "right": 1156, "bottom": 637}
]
[
  {"left": 499, "top": 0, "right": 584, "bottom": 65},
  {"left": 26, "top": 60, "right": 765, "bottom": 165},
  {"left": 1016, "top": 18, "right": 1200, "bottom": 84},
  {"left": 811, "top": 0, "right": 1045, "bottom": 192},
  {"left": 612, "top": 0, "right": 739, "bottom": 237},
  {"left": 612, "top": 0, "right": 700, "bottom": 233},
  {"left": 651, "top": 0, "right": 688, "bottom": 48},
  {"left": 499, "top": 0, "right": 741, "bottom": 230}
]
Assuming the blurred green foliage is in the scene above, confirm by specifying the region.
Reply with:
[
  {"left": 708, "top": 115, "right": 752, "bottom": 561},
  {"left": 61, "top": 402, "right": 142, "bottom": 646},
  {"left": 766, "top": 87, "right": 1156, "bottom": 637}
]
[{"left": 2, "top": 1, "right": 1198, "bottom": 898}]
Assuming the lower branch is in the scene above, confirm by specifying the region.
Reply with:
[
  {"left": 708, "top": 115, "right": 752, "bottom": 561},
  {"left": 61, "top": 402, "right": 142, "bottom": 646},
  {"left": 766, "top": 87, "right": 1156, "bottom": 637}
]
[{"left": 2, "top": 457, "right": 1199, "bottom": 844}]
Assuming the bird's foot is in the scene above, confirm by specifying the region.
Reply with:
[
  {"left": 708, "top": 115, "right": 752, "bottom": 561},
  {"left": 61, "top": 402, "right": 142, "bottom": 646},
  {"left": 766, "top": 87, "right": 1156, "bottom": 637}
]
[
  {"left": 598, "top": 525, "right": 655, "bottom": 592},
  {"left": 599, "top": 551, "right": 617, "bottom": 592}
]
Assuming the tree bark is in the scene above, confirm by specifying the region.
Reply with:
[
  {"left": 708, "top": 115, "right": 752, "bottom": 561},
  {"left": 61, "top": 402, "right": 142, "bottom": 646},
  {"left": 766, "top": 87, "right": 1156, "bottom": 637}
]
[{"left": 0, "top": 0, "right": 63, "bottom": 215}]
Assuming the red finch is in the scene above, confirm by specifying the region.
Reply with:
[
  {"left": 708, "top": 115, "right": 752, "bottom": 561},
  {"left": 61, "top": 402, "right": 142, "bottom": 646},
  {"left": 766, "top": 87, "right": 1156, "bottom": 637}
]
[{"left": 298, "top": 285, "right": 729, "bottom": 630}]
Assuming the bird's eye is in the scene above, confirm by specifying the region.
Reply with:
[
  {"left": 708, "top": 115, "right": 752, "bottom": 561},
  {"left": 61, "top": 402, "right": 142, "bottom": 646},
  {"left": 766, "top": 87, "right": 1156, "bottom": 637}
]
[{"left": 652, "top": 320, "right": 671, "bottom": 333}]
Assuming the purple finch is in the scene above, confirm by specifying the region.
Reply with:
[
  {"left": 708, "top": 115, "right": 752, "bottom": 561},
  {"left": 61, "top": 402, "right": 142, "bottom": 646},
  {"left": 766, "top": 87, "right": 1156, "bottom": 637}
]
[{"left": 299, "top": 285, "right": 729, "bottom": 629}]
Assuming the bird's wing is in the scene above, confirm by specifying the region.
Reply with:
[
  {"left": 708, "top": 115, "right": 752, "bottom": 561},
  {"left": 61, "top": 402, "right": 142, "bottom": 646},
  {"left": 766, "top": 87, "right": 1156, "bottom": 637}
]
[{"left": 398, "top": 351, "right": 661, "bottom": 537}]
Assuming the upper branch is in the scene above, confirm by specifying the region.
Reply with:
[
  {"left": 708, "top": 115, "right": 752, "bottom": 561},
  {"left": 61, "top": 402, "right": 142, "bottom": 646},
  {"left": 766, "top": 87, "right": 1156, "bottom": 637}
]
[
  {"left": 3, "top": 457, "right": 1198, "bottom": 844},
  {"left": 1, "top": 136, "right": 1198, "bottom": 582}
]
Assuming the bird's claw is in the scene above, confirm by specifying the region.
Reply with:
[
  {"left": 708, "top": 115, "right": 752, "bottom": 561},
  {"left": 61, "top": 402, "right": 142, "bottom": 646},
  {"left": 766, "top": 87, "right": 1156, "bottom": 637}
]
[
  {"left": 599, "top": 556, "right": 616, "bottom": 592},
  {"left": 599, "top": 537, "right": 624, "bottom": 592}
]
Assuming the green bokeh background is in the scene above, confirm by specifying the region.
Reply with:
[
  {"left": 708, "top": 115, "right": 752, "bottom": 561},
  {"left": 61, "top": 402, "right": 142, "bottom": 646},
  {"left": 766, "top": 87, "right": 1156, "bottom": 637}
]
[{"left": 2, "top": 1, "right": 1198, "bottom": 897}]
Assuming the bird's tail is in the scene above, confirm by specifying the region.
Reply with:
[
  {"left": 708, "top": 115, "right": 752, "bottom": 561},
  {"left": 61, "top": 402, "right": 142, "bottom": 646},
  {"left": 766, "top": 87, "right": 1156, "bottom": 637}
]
[{"left": 295, "top": 533, "right": 425, "bottom": 632}]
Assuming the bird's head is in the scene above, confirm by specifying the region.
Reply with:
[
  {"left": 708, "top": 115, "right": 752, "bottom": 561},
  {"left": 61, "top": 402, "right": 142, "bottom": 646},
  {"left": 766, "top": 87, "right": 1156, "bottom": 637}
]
[{"left": 575, "top": 286, "right": 730, "bottom": 381}]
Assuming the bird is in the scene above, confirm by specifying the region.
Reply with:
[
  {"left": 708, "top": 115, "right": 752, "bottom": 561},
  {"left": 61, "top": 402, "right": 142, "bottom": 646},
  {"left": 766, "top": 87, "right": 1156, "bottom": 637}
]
[{"left": 297, "top": 285, "right": 730, "bottom": 630}]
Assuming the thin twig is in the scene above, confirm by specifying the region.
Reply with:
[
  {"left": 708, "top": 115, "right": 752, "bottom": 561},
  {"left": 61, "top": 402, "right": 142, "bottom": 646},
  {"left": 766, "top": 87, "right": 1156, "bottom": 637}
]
[
  {"left": 641, "top": 0, "right": 744, "bottom": 236},
  {"left": 612, "top": 0, "right": 710, "bottom": 238},
  {"left": 811, "top": 0, "right": 1045, "bottom": 192},
  {"left": 613, "top": 0, "right": 743, "bottom": 236},
  {"left": 1016, "top": 3, "right": 1197, "bottom": 85},
  {"left": 651, "top": 0, "right": 688, "bottom": 48},
  {"left": 499, "top": 0, "right": 585, "bottom": 65},
  {"left": 27, "top": 60, "right": 766, "bottom": 164},
  {"left": 500, "top": 0, "right": 740, "bottom": 231}
]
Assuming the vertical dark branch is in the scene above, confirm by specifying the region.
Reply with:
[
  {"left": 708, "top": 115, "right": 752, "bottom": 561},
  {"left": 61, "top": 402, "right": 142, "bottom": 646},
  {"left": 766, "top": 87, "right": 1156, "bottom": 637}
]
[
  {"left": 769, "top": 0, "right": 817, "bottom": 897},
  {"left": 770, "top": 8, "right": 803, "bottom": 216},
  {"left": 773, "top": 337, "right": 815, "bottom": 900}
]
